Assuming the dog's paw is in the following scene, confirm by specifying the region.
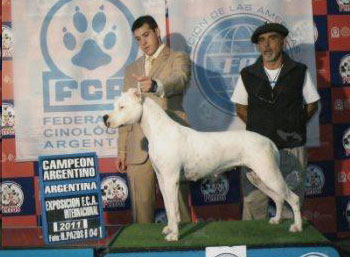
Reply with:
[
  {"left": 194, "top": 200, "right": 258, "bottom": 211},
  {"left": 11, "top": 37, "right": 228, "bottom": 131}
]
[
  {"left": 289, "top": 223, "right": 302, "bottom": 232},
  {"left": 162, "top": 226, "right": 172, "bottom": 235},
  {"left": 165, "top": 232, "right": 179, "bottom": 241},
  {"left": 269, "top": 217, "right": 281, "bottom": 225}
]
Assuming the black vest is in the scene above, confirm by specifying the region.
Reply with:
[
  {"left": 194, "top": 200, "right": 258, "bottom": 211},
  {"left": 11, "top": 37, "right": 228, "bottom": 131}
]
[{"left": 241, "top": 53, "right": 307, "bottom": 149}]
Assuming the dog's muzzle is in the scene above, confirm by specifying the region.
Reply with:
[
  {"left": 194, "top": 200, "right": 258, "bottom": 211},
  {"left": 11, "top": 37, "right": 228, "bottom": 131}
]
[{"left": 103, "top": 115, "right": 110, "bottom": 127}]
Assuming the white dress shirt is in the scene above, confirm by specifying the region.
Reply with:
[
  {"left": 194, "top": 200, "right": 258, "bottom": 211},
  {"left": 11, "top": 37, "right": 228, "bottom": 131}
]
[{"left": 231, "top": 69, "right": 320, "bottom": 105}]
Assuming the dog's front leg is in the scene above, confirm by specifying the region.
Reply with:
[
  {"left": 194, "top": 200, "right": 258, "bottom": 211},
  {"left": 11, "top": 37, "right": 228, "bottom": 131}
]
[
  {"left": 153, "top": 166, "right": 172, "bottom": 235},
  {"left": 163, "top": 173, "right": 180, "bottom": 241}
]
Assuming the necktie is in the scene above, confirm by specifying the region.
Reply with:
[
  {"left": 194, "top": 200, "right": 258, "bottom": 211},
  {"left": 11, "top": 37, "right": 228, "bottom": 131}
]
[{"left": 145, "top": 56, "right": 154, "bottom": 76}]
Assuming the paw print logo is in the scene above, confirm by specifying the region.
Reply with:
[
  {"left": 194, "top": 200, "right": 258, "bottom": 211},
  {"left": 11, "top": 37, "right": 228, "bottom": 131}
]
[
  {"left": 63, "top": 5, "right": 117, "bottom": 70},
  {"left": 41, "top": 0, "right": 137, "bottom": 79}
]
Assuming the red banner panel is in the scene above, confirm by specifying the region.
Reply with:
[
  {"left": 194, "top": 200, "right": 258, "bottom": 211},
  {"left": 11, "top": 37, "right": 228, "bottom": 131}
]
[
  {"left": 335, "top": 160, "right": 350, "bottom": 196},
  {"left": 313, "top": 0, "right": 327, "bottom": 15},
  {"left": 2, "top": 61, "right": 13, "bottom": 100},
  {"left": 331, "top": 87, "right": 350, "bottom": 123},
  {"left": 2, "top": 0, "right": 11, "bottom": 22},
  {"left": 98, "top": 158, "right": 117, "bottom": 173},
  {"left": 308, "top": 124, "right": 334, "bottom": 161},
  {"left": 328, "top": 15, "right": 350, "bottom": 51},
  {"left": 191, "top": 204, "right": 241, "bottom": 222},
  {"left": 303, "top": 197, "right": 337, "bottom": 233},
  {"left": 103, "top": 211, "right": 132, "bottom": 225},
  {"left": 2, "top": 215, "right": 38, "bottom": 228},
  {"left": 316, "top": 51, "right": 330, "bottom": 87},
  {"left": 2, "top": 139, "right": 35, "bottom": 178}
]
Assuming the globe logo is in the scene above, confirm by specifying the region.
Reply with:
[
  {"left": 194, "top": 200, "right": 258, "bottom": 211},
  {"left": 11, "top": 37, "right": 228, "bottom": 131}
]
[
  {"left": 300, "top": 253, "right": 329, "bottom": 257},
  {"left": 215, "top": 254, "right": 239, "bottom": 257},
  {"left": 192, "top": 15, "right": 264, "bottom": 115}
]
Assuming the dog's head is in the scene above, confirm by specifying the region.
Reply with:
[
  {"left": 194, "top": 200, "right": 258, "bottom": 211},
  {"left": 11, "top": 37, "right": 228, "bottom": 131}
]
[{"left": 103, "top": 88, "right": 143, "bottom": 128}]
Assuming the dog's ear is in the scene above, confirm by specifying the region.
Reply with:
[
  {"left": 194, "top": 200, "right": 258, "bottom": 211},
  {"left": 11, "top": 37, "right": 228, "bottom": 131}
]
[
  {"left": 113, "top": 101, "right": 118, "bottom": 110},
  {"left": 128, "top": 88, "right": 142, "bottom": 102}
]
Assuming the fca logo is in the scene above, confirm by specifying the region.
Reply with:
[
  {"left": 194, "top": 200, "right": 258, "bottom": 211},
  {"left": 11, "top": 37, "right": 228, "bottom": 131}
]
[{"left": 41, "top": 0, "right": 137, "bottom": 111}]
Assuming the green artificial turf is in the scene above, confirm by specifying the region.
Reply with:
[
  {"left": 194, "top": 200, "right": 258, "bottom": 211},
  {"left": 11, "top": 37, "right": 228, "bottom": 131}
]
[{"left": 109, "top": 219, "right": 329, "bottom": 250}]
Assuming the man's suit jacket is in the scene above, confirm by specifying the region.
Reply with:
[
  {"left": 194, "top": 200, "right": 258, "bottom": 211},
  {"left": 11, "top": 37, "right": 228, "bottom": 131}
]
[{"left": 118, "top": 46, "right": 191, "bottom": 165}]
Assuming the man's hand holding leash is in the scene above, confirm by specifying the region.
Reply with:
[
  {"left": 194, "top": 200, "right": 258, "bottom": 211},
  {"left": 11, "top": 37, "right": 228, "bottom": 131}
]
[
  {"left": 132, "top": 73, "right": 158, "bottom": 93},
  {"left": 132, "top": 74, "right": 153, "bottom": 92}
]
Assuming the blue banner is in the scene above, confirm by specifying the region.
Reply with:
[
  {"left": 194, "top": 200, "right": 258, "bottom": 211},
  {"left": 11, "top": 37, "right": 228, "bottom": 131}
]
[
  {"left": 104, "top": 246, "right": 340, "bottom": 257},
  {"left": 0, "top": 249, "right": 94, "bottom": 257},
  {"left": 39, "top": 152, "right": 105, "bottom": 244}
]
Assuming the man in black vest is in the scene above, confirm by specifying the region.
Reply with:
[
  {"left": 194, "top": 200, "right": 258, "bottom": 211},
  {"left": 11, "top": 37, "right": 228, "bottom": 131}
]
[{"left": 231, "top": 23, "right": 320, "bottom": 220}]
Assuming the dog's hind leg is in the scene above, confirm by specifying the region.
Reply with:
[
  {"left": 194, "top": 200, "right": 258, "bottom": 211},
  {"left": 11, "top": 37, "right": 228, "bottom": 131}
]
[
  {"left": 249, "top": 149, "right": 303, "bottom": 232},
  {"left": 284, "top": 189, "right": 302, "bottom": 232},
  {"left": 246, "top": 171, "right": 284, "bottom": 224},
  {"left": 250, "top": 168, "right": 302, "bottom": 232}
]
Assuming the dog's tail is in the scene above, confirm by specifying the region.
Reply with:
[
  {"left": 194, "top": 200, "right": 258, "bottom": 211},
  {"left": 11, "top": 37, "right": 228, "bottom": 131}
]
[{"left": 270, "top": 140, "right": 280, "bottom": 166}]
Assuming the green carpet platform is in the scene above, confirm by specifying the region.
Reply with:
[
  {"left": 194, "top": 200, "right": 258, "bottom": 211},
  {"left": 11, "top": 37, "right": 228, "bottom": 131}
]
[
  {"left": 0, "top": 221, "right": 345, "bottom": 257},
  {"left": 105, "top": 220, "right": 343, "bottom": 257}
]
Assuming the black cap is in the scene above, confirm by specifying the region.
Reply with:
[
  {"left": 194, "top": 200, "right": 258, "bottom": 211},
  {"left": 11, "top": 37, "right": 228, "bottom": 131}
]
[{"left": 251, "top": 22, "right": 289, "bottom": 44}]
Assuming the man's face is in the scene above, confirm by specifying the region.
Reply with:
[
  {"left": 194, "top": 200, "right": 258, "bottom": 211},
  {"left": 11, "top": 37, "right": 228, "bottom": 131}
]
[
  {"left": 257, "top": 32, "right": 285, "bottom": 63},
  {"left": 133, "top": 23, "right": 161, "bottom": 56}
]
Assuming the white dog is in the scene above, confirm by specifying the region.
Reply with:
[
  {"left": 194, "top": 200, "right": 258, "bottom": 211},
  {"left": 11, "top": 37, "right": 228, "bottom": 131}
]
[{"left": 104, "top": 88, "right": 302, "bottom": 241}]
